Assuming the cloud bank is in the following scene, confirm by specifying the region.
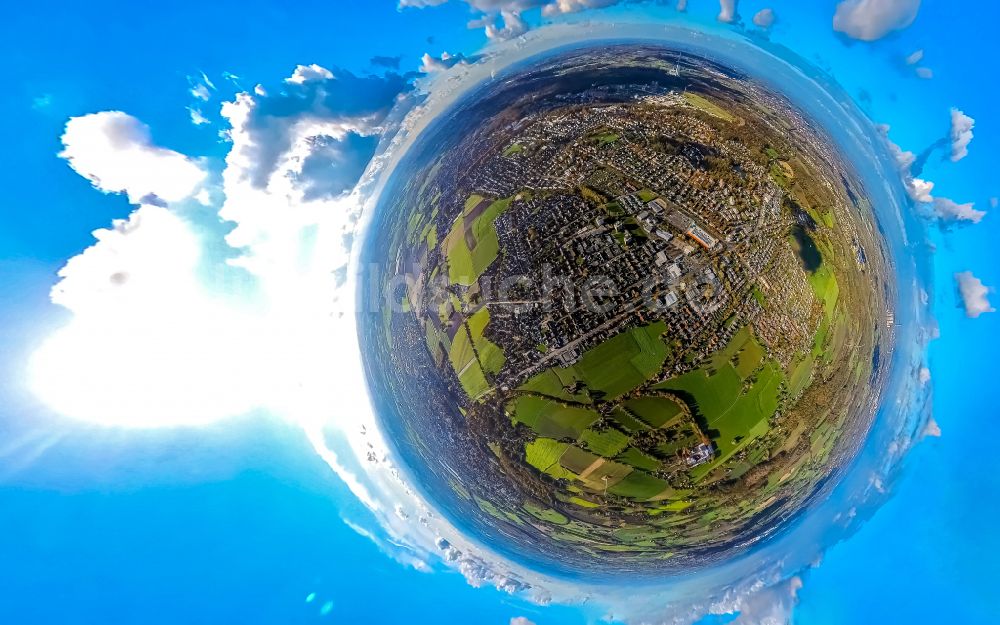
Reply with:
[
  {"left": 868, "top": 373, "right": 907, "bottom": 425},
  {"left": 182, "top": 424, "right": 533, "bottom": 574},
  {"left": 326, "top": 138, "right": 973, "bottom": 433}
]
[{"left": 35, "top": 65, "right": 412, "bottom": 428}]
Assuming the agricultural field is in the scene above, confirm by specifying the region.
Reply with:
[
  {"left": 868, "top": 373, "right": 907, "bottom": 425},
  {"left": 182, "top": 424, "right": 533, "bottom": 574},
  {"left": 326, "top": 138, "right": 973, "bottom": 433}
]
[
  {"left": 442, "top": 194, "right": 514, "bottom": 285},
  {"left": 517, "top": 321, "right": 672, "bottom": 402},
  {"left": 503, "top": 322, "right": 715, "bottom": 507},
  {"left": 435, "top": 305, "right": 506, "bottom": 399}
]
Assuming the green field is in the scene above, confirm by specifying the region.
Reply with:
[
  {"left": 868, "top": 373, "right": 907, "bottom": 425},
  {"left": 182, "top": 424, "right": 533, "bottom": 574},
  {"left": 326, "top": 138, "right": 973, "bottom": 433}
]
[
  {"left": 518, "top": 368, "right": 588, "bottom": 402},
  {"left": 610, "top": 407, "right": 649, "bottom": 433},
  {"left": 520, "top": 321, "right": 671, "bottom": 402},
  {"left": 623, "top": 396, "right": 684, "bottom": 428},
  {"left": 509, "top": 396, "right": 600, "bottom": 439},
  {"left": 523, "top": 501, "right": 568, "bottom": 525},
  {"left": 608, "top": 471, "right": 669, "bottom": 501},
  {"left": 617, "top": 447, "right": 660, "bottom": 471},
  {"left": 559, "top": 445, "right": 602, "bottom": 473},
  {"left": 734, "top": 335, "right": 765, "bottom": 378},
  {"left": 683, "top": 92, "right": 736, "bottom": 122},
  {"left": 447, "top": 306, "right": 505, "bottom": 399},
  {"left": 467, "top": 307, "right": 505, "bottom": 375},
  {"left": 580, "top": 427, "right": 630, "bottom": 457},
  {"left": 442, "top": 195, "right": 514, "bottom": 286},
  {"left": 808, "top": 263, "right": 840, "bottom": 319},
  {"left": 525, "top": 438, "right": 570, "bottom": 473}
]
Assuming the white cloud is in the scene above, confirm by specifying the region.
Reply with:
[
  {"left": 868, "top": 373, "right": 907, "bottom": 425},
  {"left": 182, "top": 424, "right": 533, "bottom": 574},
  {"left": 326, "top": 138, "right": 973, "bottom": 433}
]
[
  {"left": 878, "top": 124, "right": 936, "bottom": 203},
  {"left": 510, "top": 618, "right": 537, "bottom": 625},
  {"left": 833, "top": 0, "right": 921, "bottom": 41},
  {"left": 398, "top": 0, "right": 449, "bottom": 6},
  {"left": 405, "top": 0, "right": 628, "bottom": 39},
  {"left": 220, "top": 64, "right": 404, "bottom": 196},
  {"left": 718, "top": 0, "right": 738, "bottom": 23},
  {"left": 905, "top": 49, "right": 924, "bottom": 65},
  {"left": 933, "top": 197, "right": 985, "bottom": 224},
  {"left": 474, "top": 10, "right": 530, "bottom": 40},
  {"left": 286, "top": 63, "right": 335, "bottom": 85},
  {"left": 923, "top": 416, "right": 941, "bottom": 438},
  {"left": 677, "top": 0, "right": 688, "bottom": 10},
  {"left": 915, "top": 67, "right": 933, "bottom": 79},
  {"left": 420, "top": 51, "right": 468, "bottom": 73},
  {"left": 753, "top": 8, "right": 775, "bottom": 28},
  {"left": 541, "top": 0, "right": 619, "bottom": 17},
  {"left": 189, "top": 107, "right": 210, "bottom": 126},
  {"left": 191, "top": 84, "right": 211, "bottom": 101},
  {"left": 188, "top": 72, "right": 216, "bottom": 102},
  {"left": 908, "top": 177, "right": 934, "bottom": 203},
  {"left": 918, "top": 366, "right": 930, "bottom": 386},
  {"left": 956, "top": 271, "right": 995, "bottom": 318},
  {"left": 59, "top": 111, "right": 206, "bottom": 205},
  {"left": 466, "top": 0, "right": 542, "bottom": 10},
  {"left": 728, "top": 576, "right": 802, "bottom": 625},
  {"left": 949, "top": 108, "right": 974, "bottom": 162}
]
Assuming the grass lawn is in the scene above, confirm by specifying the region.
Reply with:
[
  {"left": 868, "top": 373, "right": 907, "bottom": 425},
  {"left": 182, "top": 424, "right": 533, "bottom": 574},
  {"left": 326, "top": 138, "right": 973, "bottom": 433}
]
[
  {"left": 787, "top": 352, "right": 814, "bottom": 396},
  {"left": 517, "top": 369, "right": 586, "bottom": 402},
  {"left": 579, "top": 458, "right": 633, "bottom": 491},
  {"left": 448, "top": 325, "right": 477, "bottom": 378},
  {"left": 654, "top": 363, "right": 742, "bottom": 421},
  {"left": 458, "top": 365, "right": 489, "bottom": 400},
  {"left": 447, "top": 312, "right": 502, "bottom": 399}
]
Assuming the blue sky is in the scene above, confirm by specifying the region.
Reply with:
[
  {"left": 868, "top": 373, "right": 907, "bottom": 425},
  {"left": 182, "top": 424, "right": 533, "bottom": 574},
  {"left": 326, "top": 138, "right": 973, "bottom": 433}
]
[{"left": 1, "top": 1, "right": 996, "bottom": 623}]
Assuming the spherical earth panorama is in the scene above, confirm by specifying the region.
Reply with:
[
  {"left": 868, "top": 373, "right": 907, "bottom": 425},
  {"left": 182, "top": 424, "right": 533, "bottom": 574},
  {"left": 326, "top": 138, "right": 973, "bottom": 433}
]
[{"left": 360, "top": 44, "right": 892, "bottom": 576}]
